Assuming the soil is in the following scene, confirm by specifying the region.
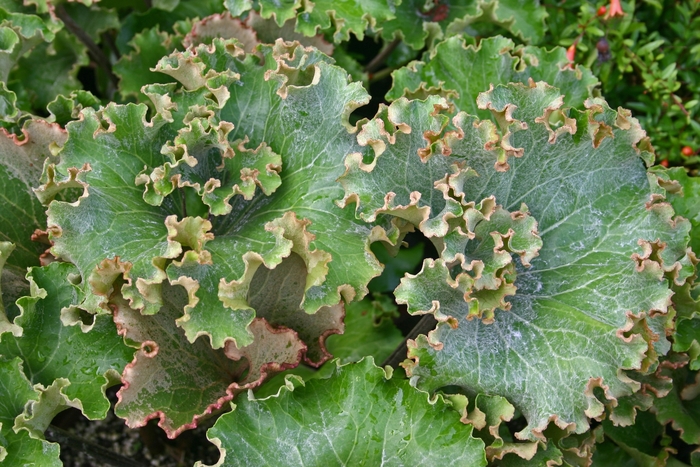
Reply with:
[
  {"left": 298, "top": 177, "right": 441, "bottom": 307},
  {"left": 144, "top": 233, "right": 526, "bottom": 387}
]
[{"left": 47, "top": 386, "right": 221, "bottom": 467}]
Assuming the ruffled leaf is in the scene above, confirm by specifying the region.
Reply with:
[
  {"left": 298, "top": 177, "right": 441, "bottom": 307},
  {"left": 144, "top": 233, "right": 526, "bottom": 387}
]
[
  {"left": 594, "top": 410, "right": 677, "bottom": 467},
  {"left": 387, "top": 35, "right": 598, "bottom": 115},
  {"left": 379, "top": 0, "right": 547, "bottom": 49},
  {"left": 112, "top": 282, "right": 305, "bottom": 438},
  {"left": 153, "top": 41, "right": 383, "bottom": 349},
  {"left": 0, "top": 357, "right": 61, "bottom": 466},
  {"left": 203, "top": 357, "right": 487, "bottom": 466},
  {"left": 651, "top": 356, "right": 700, "bottom": 446},
  {"left": 0, "top": 6, "right": 61, "bottom": 83},
  {"left": 10, "top": 29, "right": 88, "bottom": 117},
  {"left": 0, "top": 119, "right": 66, "bottom": 270},
  {"left": 342, "top": 79, "right": 691, "bottom": 440},
  {"left": 0, "top": 262, "right": 133, "bottom": 419},
  {"left": 113, "top": 26, "right": 184, "bottom": 101},
  {"left": 40, "top": 103, "right": 184, "bottom": 315}
]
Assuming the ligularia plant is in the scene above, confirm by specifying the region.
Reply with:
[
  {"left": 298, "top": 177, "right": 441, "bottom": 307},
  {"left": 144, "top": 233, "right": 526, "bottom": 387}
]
[{"left": 1, "top": 1, "right": 699, "bottom": 465}]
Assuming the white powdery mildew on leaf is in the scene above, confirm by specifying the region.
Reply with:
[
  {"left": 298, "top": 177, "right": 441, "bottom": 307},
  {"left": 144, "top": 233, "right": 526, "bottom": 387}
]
[{"left": 343, "top": 78, "right": 691, "bottom": 440}]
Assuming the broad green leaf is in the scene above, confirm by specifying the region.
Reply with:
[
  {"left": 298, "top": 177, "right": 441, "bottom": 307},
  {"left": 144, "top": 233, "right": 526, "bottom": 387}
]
[
  {"left": 342, "top": 80, "right": 691, "bottom": 439},
  {"left": 454, "top": 0, "right": 548, "bottom": 44},
  {"left": 44, "top": 41, "right": 391, "bottom": 362},
  {"left": 0, "top": 357, "right": 60, "bottom": 466},
  {"left": 112, "top": 283, "right": 305, "bottom": 438},
  {"left": 246, "top": 11, "right": 333, "bottom": 54},
  {"left": 203, "top": 358, "right": 487, "bottom": 466},
  {"left": 387, "top": 35, "right": 598, "bottom": 116},
  {"left": 0, "top": 262, "right": 133, "bottom": 419}
]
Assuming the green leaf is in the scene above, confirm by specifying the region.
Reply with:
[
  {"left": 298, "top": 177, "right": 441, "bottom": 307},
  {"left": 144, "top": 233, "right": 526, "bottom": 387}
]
[
  {"left": 325, "top": 295, "right": 403, "bottom": 364},
  {"left": 40, "top": 103, "right": 184, "bottom": 315},
  {"left": 0, "top": 7, "right": 61, "bottom": 83},
  {"left": 0, "top": 262, "right": 133, "bottom": 419},
  {"left": 112, "top": 283, "right": 305, "bottom": 438},
  {"left": 61, "top": 3, "right": 120, "bottom": 42},
  {"left": 293, "top": 0, "right": 397, "bottom": 43},
  {"left": 114, "top": 0, "right": 223, "bottom": 54},
  {"left": 113, "top": 26, "right": 182, "bottom": 101},
  {"left": 156, "top": 41, "right": 384, "bottom": 348},
  {"left": 597, "top": 410, "right": 675, "bottom": 467},
  {"left": 9, "top": 29, "right": 88, "bottom": 114},
  {"left": 342, "top": 80, "right": 690, "bottom": 440},
  {"left": 659, "top": 166, "right": 700, "bottom": 255},
  {"left": 44, "top": 41, "right": 392, "bottom": 362},
  {"left": 46, "top": 90, "right": 101, "bottom": 127},
  {"left": 0, "top": 357, "right": 60, "bottom": 466},
  {"left": 224, "top": 0, "right": 253, "bottom": 17},
  {"left": 246, "top": 11, "right": 333, "bottom": 54},
  {"left": 387, "top": 35, "right": 598, "bottom": 116},
  {"left": 0, "top": 119, "right": 66, "bottom": 270},
  {"left": 203, "top": 358, "right": 487, "bottom": 466},
  {"left": 636, "top": 39, "right": 666, "bottom": 56},
  {"left": 652, "top": 360, "right": 700, "bottom": 446},
  {"left": 0, "top": 243, "right": 22, "bottom": 341},
  {"left": 380, "top": 0, "right": 547, "bottom": 50}
]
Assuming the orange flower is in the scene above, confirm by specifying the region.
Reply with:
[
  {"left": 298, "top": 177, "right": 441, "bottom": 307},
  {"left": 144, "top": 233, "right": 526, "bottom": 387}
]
[{"left": 607, "top": 0, "right": 624, "bottom": 17}]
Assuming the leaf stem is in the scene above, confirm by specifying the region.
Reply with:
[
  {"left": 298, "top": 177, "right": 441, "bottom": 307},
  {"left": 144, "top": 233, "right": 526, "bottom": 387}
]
[
  {"left": 382, "top": 314, "right": 437, "bottom": 368},
  {"left": 369, "top": 66, "right": 395, "bottom": 84},
  {"left": 364, "top": 38, "right": 400, "bottom": 73},
  {"left": 55, "top": 4, "right": 119, "bottom": 88}
]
